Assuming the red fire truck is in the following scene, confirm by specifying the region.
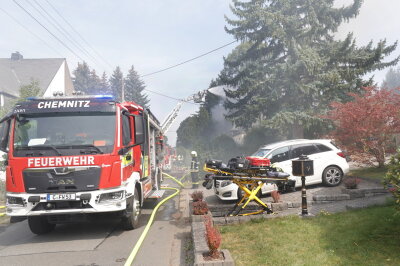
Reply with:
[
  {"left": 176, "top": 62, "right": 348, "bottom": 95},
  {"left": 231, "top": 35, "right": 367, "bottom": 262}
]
[
  {"left": 162, "top": 144, "right": 176, "bottom": 172},
  {"left": 0, "top": 95, "right": 165, "bottom": 234}
]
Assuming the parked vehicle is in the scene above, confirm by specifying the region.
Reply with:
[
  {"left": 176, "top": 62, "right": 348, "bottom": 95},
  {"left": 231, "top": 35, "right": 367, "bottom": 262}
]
[
  {"left": 214, "top": 139, "right": 349, "bottom": 200},
  {"left": 0, "top": 95, "right": 165, "bottom": 234}
]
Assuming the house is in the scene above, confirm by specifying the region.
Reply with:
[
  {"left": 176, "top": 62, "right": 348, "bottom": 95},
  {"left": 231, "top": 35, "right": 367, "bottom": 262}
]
[{"left": 0, "top": 52, "right": 74, "bottom": 107}]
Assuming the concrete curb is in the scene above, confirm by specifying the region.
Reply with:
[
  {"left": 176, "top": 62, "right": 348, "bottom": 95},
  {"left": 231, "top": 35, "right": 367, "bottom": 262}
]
[{"left": 190, "top": 202, "right": 235, "bottom": 266}]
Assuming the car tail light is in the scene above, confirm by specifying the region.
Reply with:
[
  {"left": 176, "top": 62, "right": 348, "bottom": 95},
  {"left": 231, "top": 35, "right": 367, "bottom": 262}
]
[{"left": 337, "top": 152, "right": 346, "bottom": 158}]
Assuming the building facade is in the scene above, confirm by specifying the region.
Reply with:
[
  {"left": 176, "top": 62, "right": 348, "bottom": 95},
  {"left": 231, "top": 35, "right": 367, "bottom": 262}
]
[{"left": 0, "top": 52, "right": 74, "bottom": 108}]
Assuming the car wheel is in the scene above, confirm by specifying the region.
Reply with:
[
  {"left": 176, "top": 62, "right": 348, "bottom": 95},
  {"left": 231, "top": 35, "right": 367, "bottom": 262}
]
[
  {"left": 322, "top": 166, "right": 343, "bottom": 187},
  {"left": 28, "top": 216, "right": 56, "bottom": 235},
  {"left": 122, "top": 188, "right": 141, "bottom": 230}
]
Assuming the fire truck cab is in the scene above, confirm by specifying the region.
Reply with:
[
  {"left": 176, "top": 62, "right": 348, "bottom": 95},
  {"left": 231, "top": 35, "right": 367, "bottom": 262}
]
[{"left": 0, "top": 95, "right": 164, "bottom": 234}]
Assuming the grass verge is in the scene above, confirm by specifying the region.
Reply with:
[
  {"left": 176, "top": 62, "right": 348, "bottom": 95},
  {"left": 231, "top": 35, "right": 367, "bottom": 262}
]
[
  {"left": 349, "top": 166, "right": 388, "bottom": 180},
  {"left": 220, "top": 206, "right": 400, "bottom": 266}
]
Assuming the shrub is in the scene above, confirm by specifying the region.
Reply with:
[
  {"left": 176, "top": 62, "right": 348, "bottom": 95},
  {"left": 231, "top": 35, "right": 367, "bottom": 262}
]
[
  {"left": 193, "top": 200, "right": 208, "bottom": 215},
  {"left": 344, "top": 177, "right": 361, "bottom": 189},
  {"left": 325, "top": 87, "right": 400, "bottom": 168},
  {"left": 204, "top": 215, "right": 222, "bottom": 259},
  {"left": 271, "top": 190, "right": 280, "bottom": 203},
  {"left": 190, "top": 190, "right": 204, "bottom": 202},
  {"left": 384, "top": 150, "right": 400, "bottom": 211}
]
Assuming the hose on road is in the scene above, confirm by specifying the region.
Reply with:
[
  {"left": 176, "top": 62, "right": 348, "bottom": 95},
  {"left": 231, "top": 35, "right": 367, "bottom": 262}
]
[
  {"left": 124, "top": 185, "right": 180, "bottom": 266},
  {"left": 163, "top": 172, "right": 185, "bottom": 188}
]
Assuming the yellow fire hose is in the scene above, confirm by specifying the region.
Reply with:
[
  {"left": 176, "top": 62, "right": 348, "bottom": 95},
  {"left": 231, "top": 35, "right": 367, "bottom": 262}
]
[
  {"left": 0, "top": 206, "right": 5, "bottom": 217},
  {"left": 124, "top": 176, "right": 183, "bottom": 266},
  {"left": 162, "top": 172, "right": 185, "bottom": 188},
  {"left": 179, "top": 171, "right": 189, "bottom": 182}
]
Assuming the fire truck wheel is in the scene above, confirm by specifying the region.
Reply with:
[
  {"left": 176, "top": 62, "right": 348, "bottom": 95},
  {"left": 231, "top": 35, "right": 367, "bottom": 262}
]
[
  {"left": 28, "top": 216, "right": 56, "bottom": 235},
  {"left": 122, "top": 188, "right": 141, "bottom": 230}
]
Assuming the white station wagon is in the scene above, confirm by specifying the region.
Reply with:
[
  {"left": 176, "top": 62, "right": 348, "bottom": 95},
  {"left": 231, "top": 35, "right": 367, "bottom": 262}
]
[{"left": 214, "top": 139, "right": 350, "bottom": 201}]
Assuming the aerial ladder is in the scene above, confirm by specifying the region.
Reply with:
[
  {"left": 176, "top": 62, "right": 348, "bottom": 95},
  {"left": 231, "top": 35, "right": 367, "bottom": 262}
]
[{"left": 160, "top": 89, "right": 209, "bottom": 133}]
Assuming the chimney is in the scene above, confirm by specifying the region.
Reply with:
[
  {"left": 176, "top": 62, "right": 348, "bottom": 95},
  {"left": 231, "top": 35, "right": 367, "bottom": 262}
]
[{"left": 11, "top": 51, "right": 23, "bottom": 61}]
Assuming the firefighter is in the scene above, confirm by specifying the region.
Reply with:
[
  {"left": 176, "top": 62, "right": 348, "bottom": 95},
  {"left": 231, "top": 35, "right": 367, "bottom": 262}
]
[{"left": 190, "top": 151, "right": 199, "bottom": 188}]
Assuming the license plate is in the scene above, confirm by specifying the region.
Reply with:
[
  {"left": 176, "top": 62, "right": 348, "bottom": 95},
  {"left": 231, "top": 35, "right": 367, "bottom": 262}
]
[{"left": 47, "top": 193, "right": 76, "bottom": 201}]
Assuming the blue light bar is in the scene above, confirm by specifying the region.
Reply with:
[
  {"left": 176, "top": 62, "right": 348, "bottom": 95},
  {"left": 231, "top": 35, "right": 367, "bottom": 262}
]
[
  {"left": 94, "top": 95, "right": 114, "bottom": 99},
  {"left": 26, "top": 97, "right": 37, "bottom": 100}
]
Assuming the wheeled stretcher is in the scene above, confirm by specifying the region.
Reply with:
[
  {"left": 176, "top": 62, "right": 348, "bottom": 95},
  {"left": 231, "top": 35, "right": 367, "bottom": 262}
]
[{"left": 204, "top": 158, "right": 290, "bottom": 216}]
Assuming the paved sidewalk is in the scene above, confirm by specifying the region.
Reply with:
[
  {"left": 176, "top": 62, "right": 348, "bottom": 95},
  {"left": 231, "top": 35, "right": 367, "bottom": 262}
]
[{"left": 201, "top": 178, "right": 392, "bottom": 218}]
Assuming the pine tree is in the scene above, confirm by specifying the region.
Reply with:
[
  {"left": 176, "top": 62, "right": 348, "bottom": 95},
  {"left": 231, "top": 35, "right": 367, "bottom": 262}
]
[
  {"left": 72, "top": 62, "right": 91, "bottom": 94},
  {"left": 72, "top": 62, "right": 104, "bottom": 95},
  {"left": 220, "top": 0, "right": 399, "bottom": 138},
  {"left": 383, "top": 67, "right": 400, "bottom": 90},
  {"left": 99, "top": 72, "right": 111, "bottom": 95},
  {"left": 88, "top": 69, "right": 101, "bottom": 95},
  {"left": 109, "top": 66, "right": 124, "bottom": 101},
  {"left": 124, "top": 66, "right": 150, "bottom": 108}
]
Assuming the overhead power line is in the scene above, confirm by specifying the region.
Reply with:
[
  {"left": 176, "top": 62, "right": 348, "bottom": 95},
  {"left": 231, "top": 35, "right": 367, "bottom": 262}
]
[
  {"left": 144, "top": 88, "right": 199, "bottom": 105},
  {"left": 140, "top": 40, "right": 237, "bottom": 104},
  {"left": 140, "top": 40, "right": 237, "bottom": 77},
  {"left": 43, "top": 0, "right": 114, "bottom": 70},
  {"left": 13, "top": 0, "right": 85, "bottom": 61},
  {"left": 0, "top": 6, "right": 63, "bottom": 56},
  {"left": 29, "top": 0, "right": 106, "bottom": 70}
]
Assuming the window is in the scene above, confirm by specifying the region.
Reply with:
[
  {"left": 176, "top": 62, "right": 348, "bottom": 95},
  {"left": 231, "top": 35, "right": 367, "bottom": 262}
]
[
  {"left": 316, "top": 144, "right": 332, "bottom": 152},
  {"left": 13, "top": 113, "right": 116, "bottom": 155},
  {"left": 0, "top": 119, "right": 11, "bottom": 152},
  {"left": 134, "top": 115, "right": 145, "bottom": 144},
  {"left": 122, "top": 114, "right": 131, "bottom": 146},
  {"left": 268, "top": 146, "right": 289, "bottom": 163},
  {"left": 252, "top": 149, "right": 271, "bottom": 157},
  {"left": 290, "top": 144, "right": 319, "bottom": 159}
]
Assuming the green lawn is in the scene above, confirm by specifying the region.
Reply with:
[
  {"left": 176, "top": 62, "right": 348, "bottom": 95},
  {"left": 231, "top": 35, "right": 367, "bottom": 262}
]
[
  {"left": 349, "top": 166, "right": 388, "bottom": 180},
  {"left": 220, "top": 206, "right": 400, "bottom": 266}
]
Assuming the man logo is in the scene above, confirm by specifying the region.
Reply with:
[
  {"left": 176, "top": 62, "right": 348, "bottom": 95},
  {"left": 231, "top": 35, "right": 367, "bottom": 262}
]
[{"left": 54, "top": 167, "right": 71, "bottom": 175}]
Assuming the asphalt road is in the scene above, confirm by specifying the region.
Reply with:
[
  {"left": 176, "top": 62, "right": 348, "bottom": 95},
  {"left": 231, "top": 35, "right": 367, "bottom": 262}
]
[{"left": 0, "top": 182, "right": 190, "bottom": 266}]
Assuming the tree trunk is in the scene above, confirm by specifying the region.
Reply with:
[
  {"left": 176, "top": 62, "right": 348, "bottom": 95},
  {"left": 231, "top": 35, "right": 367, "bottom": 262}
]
[{"left": 376, "top": 147, "right": 386, "bottom": 168}]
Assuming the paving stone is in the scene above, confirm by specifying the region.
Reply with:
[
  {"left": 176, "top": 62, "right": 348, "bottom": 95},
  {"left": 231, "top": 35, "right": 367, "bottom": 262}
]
[
  {"left": 313, "top": 195, "right": 326, "bottom": 201},
  {"left": 213, "top": 217, "right": 227, "bottom": 225},
  {"left": 292, "top": 202, "right": 301, "bottom": 208},
  {"left": 225, "top": 216, "right": 239, "bottom": 225},
  {"left": 271, "top": 202, "right": 288, "bottom": 212},
  {"left": 238, "top": 216, "right": 251, "bottom": 224}
]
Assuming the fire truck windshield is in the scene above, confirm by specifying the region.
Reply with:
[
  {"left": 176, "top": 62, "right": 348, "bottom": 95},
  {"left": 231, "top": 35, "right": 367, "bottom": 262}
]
[{"left": 13, "top": 113, "right": 116, "bottom": 156}]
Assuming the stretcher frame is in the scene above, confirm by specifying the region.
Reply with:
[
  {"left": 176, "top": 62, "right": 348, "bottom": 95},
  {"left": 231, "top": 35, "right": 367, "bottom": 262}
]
[{"left": 204, "top": 166, "right": 289, "bottom": 216}]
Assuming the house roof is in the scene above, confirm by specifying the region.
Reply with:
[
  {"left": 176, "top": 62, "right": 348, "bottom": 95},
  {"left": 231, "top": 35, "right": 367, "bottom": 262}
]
[{"left": 0, "top": 58, "right": 65, "bottom": 97}]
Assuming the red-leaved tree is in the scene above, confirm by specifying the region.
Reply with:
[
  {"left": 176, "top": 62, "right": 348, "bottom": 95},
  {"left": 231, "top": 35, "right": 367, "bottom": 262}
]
[{"left": 325, "top": 87, "right": 400, "bottom": 167}]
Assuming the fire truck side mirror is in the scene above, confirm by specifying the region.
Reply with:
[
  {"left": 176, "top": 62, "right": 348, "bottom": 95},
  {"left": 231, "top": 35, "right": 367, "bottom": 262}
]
[
  {"left": 0, "top": 119, "right": 10, "bottom": 152},
  {"left": 134, "top": 115, "right": 145, "bottom": 145}
]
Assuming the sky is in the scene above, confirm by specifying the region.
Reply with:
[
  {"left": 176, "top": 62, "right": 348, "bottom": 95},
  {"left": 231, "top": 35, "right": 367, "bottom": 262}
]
[{"left": 1, "top": 0, "right": 399, "bottom": 145}]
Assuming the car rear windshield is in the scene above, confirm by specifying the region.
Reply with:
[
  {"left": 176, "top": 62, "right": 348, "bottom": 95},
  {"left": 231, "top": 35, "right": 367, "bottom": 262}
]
[{"left": 316, "top": 144, "right": 332, "bottom": 152}]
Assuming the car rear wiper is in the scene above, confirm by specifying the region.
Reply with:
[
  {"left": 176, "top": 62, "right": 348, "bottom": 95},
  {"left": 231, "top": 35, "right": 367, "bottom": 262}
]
[{"left": 16, "top": 145, "right": 62, "bottom": 156}]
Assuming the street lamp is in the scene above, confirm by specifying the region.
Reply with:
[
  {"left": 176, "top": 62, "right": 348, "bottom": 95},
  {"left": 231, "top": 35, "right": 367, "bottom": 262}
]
[{"left": 292, "top": 155, "right": 314, "bottom": 215}]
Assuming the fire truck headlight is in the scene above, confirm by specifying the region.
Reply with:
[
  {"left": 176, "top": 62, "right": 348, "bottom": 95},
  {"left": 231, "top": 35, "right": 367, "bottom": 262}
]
[
  {"left": 98, "top": 190, "right": 125, "bottom": 203},
  {"left": 7, "top": 196, "right": 25, "bottom": 206},
  {"left": 220, "top": 180, "right": 232, "bottom": 187}
]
